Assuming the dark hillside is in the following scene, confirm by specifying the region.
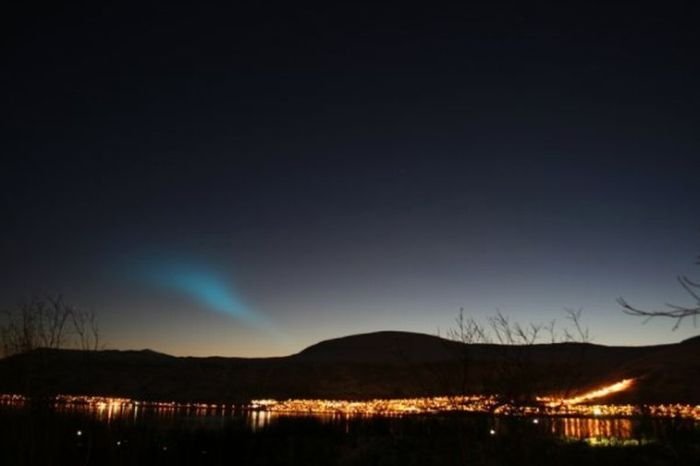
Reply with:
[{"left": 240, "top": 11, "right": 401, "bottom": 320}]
[{"left": 0, "top": 331, "right": 698, "bottom": 403}]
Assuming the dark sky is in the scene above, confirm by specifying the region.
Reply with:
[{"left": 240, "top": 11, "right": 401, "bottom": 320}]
[{"left": 3, "top": 2, "right": 699, "bottom": 356}]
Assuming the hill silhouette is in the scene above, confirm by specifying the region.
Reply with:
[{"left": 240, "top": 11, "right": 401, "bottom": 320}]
[
  {"left": 294, "top": 331, "right": 463, "bottom": 363},
  {"left": 0, "top": 331, "right": 698, "bottom": 403}
]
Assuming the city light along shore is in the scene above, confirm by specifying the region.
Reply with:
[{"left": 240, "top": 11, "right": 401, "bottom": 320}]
[{"left": 1, "top": 378, "right": 699, "bottom": 420}]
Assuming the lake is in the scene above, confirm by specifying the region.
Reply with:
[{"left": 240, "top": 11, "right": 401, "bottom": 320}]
[{"left": 2, "top": 397, "right": 699, "bottom": 465}]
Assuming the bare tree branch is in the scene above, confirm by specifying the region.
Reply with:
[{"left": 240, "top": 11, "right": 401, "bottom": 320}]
[
  {"left": 618, "top": 275, "right": 700, "bottom": 330},
  {"left": 0, "top": 295, "right": 103, "bottom": 357},
  {"left": 444, "top": 309, "right": 591, "bottom": 413},
  {"left": 71, "top": 307, "right": 101, "bottom": 351},
  {"left": 619, "top": 256, "right": 700, "bottom": 330}
]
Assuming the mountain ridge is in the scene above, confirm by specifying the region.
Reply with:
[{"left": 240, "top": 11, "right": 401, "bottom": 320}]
[{"left": 1, "top": 330, "right": 698, "bottom": 403}]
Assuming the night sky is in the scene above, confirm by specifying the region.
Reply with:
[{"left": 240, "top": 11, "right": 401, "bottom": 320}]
[{"left": 3, "top": 2, "right": 699, "bottom": 356}]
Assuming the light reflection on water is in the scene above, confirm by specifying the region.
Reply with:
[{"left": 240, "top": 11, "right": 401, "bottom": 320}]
[
  {"left": 554, "top": 417, "right": 632, "bottom": 440},
  {"left": 248, "top": 412, "right": 641, "bottom": 441},
  {"left": 67, "top": 405, "right": 694, "bottom": 441},
  {"left": 1, "top": 395, "right": 697, "bottom": 442},
  {"left": 248, "top": 410, "right": 272, "bottom": 432}
]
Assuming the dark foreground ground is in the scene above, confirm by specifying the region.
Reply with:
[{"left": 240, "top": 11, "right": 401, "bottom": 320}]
[{"left": 1, "top": 408, "right": 699, "bottom": 466}]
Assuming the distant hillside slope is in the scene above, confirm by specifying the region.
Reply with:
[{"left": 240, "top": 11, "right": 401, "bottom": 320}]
[
  {"left": 292, "top": 331, "right": 464, "bottom": 363},
  {"left": 0, "top": 331, "right": 698, "bottom": 403}
]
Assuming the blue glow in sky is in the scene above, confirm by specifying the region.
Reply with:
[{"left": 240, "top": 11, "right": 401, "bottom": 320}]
[{"left": 141, "top": 262, "right": 267, "bottom": 329}]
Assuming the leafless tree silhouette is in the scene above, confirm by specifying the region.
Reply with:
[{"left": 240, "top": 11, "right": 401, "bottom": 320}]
[
  {"left": 0, "top": 295, "right": 101, "bottom": 357},
  {"left": 71, "top": 307, "right": 101, "bottom": 351},
  {"left": 618, "top": 273, "right": 700, "bottom": 330},
  {"left": 445, "top": 308, "right": 590, "bottom": 412}
]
